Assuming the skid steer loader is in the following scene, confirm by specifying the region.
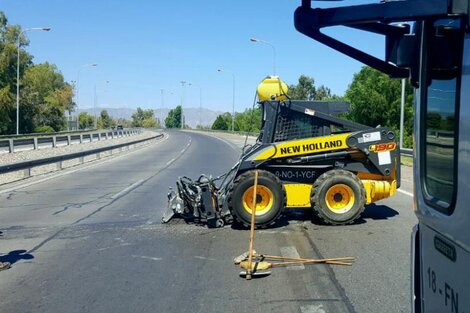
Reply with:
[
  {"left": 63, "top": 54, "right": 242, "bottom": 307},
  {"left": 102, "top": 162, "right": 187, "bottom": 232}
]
[{"left": 163, "top": 77, "right": 400, "bottom": 228}]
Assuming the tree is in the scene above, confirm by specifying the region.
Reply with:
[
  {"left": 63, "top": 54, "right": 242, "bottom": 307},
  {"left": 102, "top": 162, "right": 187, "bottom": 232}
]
[
  {"left": 165, "top": 105, "right": 182, "bottom": 128},
  {"left": 288, "top": 75, "right": 339, "bottom": 101},
  {"left": 131, "top": 107, "right": 155, "bottom": 127},
  {"left": 78, "top": 112, "right": 94, "bottom": 129},
  {"left": 97, "top": 109, "right": 115, "bottom": 129},
  {"left": 0, "top": 12, "right": 34, "bottom": 134},
  {"left": 234, "top": 107, "right": 261, "bottom": 132},
  {"left": 345, "top": 66, "right": 414, "bottom": 147},
  {"left": 211, "top": 114, "right": 229, "bottom": 130},
  {"left": 141, "top": 118, "right": 158, "bottom": 128},
  {"left": 21, "top": 63, "right": 73, "bottom": 132},
  {"left": 288, "top": 75, "right": 316, "bottom": 100},
  {"left": 0, "top": 11, "right": 75, "bottom": 134}
]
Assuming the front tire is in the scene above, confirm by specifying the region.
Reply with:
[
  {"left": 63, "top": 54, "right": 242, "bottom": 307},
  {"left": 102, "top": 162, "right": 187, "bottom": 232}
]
[
  {"left": 228, "top": 170, "right": 285, "bottom": 228},
  {"left": 311, "top": 169, "right": 365, "bottom": 225}
]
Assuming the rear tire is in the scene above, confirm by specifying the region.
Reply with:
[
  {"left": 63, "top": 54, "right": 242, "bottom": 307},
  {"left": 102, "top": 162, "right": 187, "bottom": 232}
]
[
  {"left": 228, "top": 170, "right": 285, "bottom": 228},
  {"left": 311, "top": 169, "right": 365, "bottom": 225}
]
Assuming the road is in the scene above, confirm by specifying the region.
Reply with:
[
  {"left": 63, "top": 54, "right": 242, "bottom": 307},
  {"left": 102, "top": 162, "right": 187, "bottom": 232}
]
[{"left": 0, "top": 130, "right": 416, "bottom": 313}]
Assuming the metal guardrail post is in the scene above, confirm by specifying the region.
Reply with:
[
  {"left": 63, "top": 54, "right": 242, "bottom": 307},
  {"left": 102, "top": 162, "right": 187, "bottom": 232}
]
[
  {"left": 9, "top": 139, "right": 14, "bottom": 153},
  {"left": 79, "top": 134, "right": 83, "bottom": 143},
  {"left": 56, "top": 161, "right": 62, "bottom": 170},
  {"left": 24, "top": 168, "right": 31, "bottom": 178},
  {"left": 98, "top": 133, "right": 102, "bottom": 141},
  {"left": 67, "top": 135, "right": 71, "bottom": 146},
  {"left": 33, "top": 138, "right": 38, "bottom": 150},
  {"left": 52, "top": 136, "right": 57, "bottom": 148}
]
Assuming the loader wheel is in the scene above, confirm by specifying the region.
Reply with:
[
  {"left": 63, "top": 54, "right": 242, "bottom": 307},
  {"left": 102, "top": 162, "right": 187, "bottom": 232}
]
[
  {"left": 228, "top": 170, "right": 285, "bottom": 228},
  {"left": 311, "top": 169, "right": 365, "bottom": 225}
]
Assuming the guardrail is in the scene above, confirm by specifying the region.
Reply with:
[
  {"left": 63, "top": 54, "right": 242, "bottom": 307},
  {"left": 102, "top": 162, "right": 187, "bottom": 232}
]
[
  {"left": 0, "top": 128, "right": 101, "bottom": 139},
  {"left": 0, "top": 129, "right": 141, "bottom": 154},
  {"left": 400, "top": 148, "right": 413, "bottom": 157},
  {"left": 0, "top": 133, "right": 163, "bottom": 177}
]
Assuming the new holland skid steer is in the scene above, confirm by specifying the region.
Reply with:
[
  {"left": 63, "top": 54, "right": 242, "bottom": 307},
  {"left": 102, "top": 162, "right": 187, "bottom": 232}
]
[{"left": 163, "top": 77, "right": 400, "bottom": 228}]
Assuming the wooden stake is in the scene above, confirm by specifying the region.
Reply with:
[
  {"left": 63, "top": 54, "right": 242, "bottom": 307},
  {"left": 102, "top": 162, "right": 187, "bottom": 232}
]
[{"left": 246, "top": 170, "right": 259, "bottom": 280}]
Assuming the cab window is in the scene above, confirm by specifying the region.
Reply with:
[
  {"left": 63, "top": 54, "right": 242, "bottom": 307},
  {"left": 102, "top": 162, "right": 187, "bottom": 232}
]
[{"left": 422, "top": 19, "right": 464, "bottom": 213}]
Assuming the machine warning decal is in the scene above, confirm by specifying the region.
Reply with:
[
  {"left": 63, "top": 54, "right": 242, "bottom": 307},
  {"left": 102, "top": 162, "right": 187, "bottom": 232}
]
[
  {"left": 358, "top": 131, "right": 381, "bottom": 143},
  {"left": 369, "top": 142, "right": 397, "bottom": 152},
  {"left": 304, "top": 108, "right": 315, "bottom": 116},
  {"left": 377, "top": 151, "right": 391, "bottom": 165}
]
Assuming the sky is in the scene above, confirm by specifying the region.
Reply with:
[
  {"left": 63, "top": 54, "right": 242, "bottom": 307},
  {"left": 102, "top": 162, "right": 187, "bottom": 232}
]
[{"left": 1, "top": 0, "right": 384, "bottom": 113}]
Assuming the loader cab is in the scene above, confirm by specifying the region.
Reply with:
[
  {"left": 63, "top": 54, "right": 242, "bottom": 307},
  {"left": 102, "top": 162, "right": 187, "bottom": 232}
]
[
  {"left": 294, "top": 0, "right": 469, "bottom": 312},
  {"left": 258, "top": 99, "right": 365, "bottom": 145}
]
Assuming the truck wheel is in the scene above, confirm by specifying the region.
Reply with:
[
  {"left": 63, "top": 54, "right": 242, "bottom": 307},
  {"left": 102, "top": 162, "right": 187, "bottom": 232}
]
[
  {"left": 228, "top": 170, "right": 285, "bottom": 228},
  {"left": 311, "top": 169, "right": 365, "bottom": 225}
]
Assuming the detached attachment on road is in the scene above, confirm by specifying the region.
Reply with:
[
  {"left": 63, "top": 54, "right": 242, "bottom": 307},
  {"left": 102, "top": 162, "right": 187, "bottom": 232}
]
[{"left": 162, "top": 175, "right": 231, "bottom": 228}]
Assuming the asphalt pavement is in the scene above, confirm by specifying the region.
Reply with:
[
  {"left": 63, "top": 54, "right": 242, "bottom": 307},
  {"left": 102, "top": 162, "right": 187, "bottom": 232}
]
[{"left": 0, "top": 130, "right": 416, "bottom": 313}]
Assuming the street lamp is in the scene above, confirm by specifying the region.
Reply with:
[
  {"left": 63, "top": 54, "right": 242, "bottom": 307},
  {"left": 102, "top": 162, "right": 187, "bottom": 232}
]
[
  {"left": 180, "top": 81, "right": 187, "bottom": 129},
  {"left": 93, "top": 80, "right": 109, "bottom": 129},
  {"left": 217, "top": 69, "right": 235, "bottom": 132},
  {"left": 16, "top": 27, "right": 51, "bottom": 135},
  {"left": 250, "top": 37, "right": 276, "bottom": 75},
  {"left": 76, "top": 64, "right": 98, "bottom": 111},
  {"left": 188, "top": 83, "right": 202, "bottom": 128}
]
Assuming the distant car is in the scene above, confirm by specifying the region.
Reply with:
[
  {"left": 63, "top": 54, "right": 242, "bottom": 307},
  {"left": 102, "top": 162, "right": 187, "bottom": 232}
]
[{"left": 116, "top": 124, "right": 123, "bottom": 130}]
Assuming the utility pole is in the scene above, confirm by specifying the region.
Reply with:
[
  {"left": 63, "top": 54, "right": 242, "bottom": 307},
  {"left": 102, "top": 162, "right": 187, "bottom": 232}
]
[
  {"left": 160, "top": 89, "right": 164, "bottom": 128},
  {"left": 180, "top": 81, "right": 187, "bottom": 129},
  {"left": 217, "top": 69, "right": 235, "bottom": 132}
]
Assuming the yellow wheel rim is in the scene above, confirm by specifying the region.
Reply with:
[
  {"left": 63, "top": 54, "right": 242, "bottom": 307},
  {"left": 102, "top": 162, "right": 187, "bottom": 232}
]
[
  {"left": 325, "top": 184, "right": 355, "bottom": 214},
  {"left": 242, "top": 185, "right": 274, "bottom": 216}
]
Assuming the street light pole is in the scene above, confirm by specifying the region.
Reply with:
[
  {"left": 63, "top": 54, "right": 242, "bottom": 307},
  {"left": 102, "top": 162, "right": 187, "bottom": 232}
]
[
  {"left": 180, "top": 81, "right": 187, "bottom": 129},
  {"left": 217, "top": 69, "right": 235, "bottom": 132},
  {"left": 93, "top": 80, "right": 109, "bottom": 129},
  {"left": 160, "top": 89, "right": 164, "bottom": 128},
  {"left": 189, "top": 83, "right": 202, "bottom": 128},
  {"left": 250, "top": 38, "right": 276, "bottom": 75},
  {"left": 16, "top": 27, "right": 51, "bottom": 135},
  {"left": 76, "top": 63, "right": 97, "bottom": 129}
]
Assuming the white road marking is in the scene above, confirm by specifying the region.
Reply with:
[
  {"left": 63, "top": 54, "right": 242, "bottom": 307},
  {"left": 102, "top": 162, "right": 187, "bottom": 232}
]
[
  {"left": 194, "top": 256, "right": 217, "bottom": 261},
  {"left": 166, "top": 158, "right": 176, "bottom": 166},
  {"left": 131, "top": 255, "right": 162, "bottom": 261},
  {"left": 280, "top": 246, "right": 305, "bottom": 270},
  {"left": 181, "top": 149, "right": 185, "bottom": 153},
  {"left": 97, "top": 243, "right": 131, "bottom": 251},
  {"left": 300, "top": 304, "right": 327, "bottom": 313},
  {"left": 111, "top": 179, "right": 144, "bottom": 199},
  {"left": 398, "top": 189, "right": 413, "bottom": 197}
]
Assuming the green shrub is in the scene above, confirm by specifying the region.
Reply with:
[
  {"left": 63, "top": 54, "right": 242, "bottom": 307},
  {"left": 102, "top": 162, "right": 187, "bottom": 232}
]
[{"left": 34, "top": 125, "right": 55, "bottom": 133}]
